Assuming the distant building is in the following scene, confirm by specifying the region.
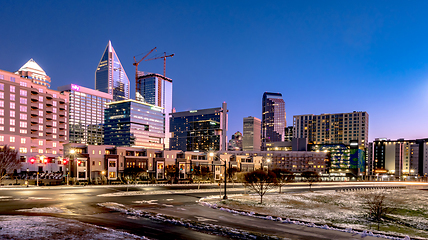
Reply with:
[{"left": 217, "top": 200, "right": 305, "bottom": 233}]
[
  {"left": 0, "top": 67, "right": 69, "bottom": 173},
  {"left": 136, "top": 73, "right": 173, "bottom": 149},
  {"left": 15, "top": 59, "right": 51, "bottom": 89},
  {"left": 95, "top": 41, "right": 130, "bottom": 101},
  {"left": 228, "top": 131, "right": 243, "bottom": 151},
  {"left": 58, "top": 84, "right": 112, "bottom": 145},
  {"left": 104, "top": 99, "right": 164, "bottom": 150},
  {"left": 243, "top": 116, "right": 261, "bottom": 151},
  {"left": 284, "top": 126, "right": 294, "bottom": 142},
  {"left": 293, "top": 111, "right": 368, "bottom": 148},
  {"left": 262, "top": 92, "right": 286, "bottom": 148},
  {"left": 169, "top": 103, "right": 228, "bottom": 152}
]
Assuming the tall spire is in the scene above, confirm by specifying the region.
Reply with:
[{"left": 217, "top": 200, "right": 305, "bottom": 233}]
[{"left": 95, "top": 41, "right": 130, "bottom": 101}]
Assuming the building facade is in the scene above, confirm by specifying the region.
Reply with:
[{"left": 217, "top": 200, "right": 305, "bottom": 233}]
[
  {"left": 58, "top": 84, "right": 112, "bottom": 145},
  {"left": 293, "top": 111, "right": 369, "bottom": 148},
  {"left": 242, "top": 116, "right": 261, "bottom": 151},
  {"left": 0, "top": 67, "right": 69, "bottom": 172},
  {"left": 169, "top": 103, "right": 228, "bottom": 152},
  {"left": 15, "top": 59, "right": 51, "bottom": 89},
  {"left": 95, "top": 41, "right": 130, "bottom": 101},
  {"left": 104, "top": 99, "right": 164, "bottom": 150},
  {"left": 136, "top": 73, "right": 173, "bottom": 149},
  {"left": 228, "top": 131, "right": 243, "bottom": 151},
  {"left": 262, "top": 92, "right": 286, "bottom": 147}
]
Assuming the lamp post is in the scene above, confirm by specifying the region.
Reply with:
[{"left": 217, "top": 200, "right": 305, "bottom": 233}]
[
  {"left": 101, "top": 171, "right": 106, "bottom": 185},
  {"left": 68, "top": 149, "right": 75, "bottom": 186},
  {"left": 26, "top": 168, "right": 29, "bottom": 187},
  {"left": 266, "top": 158, "right": 271, "bottom": 171},
  {"left": 210, "top": 152, "right": 227, "bottom": 199}
]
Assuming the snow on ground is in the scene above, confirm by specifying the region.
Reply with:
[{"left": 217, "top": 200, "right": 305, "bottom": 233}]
[
  {"left": 201, "top": 189, "right": 428, "bottom": 239},
  {"left": 17, "top": 207, "right": 65, "bottom": 213},
  {"left": 0, "top": 215, "right": 147, "bottom": 239}
]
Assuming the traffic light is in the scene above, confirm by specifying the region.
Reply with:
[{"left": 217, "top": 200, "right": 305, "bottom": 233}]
[
  {"left": 29, "top": 157, "right": 36, "bottom": 164},
  {"left": 63, "top": 159, "right": 68, "bottom": 165}
]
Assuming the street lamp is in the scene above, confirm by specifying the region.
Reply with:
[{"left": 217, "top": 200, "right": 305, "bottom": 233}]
[
  {"left": 101, "top": 171, "right": 106, "bottom": 185},
  {"left": 68, "top": 149, "right": 76, "bottom": 185},
  {"left": 26, "top": 168, "right": 29, "bottom": 187}
]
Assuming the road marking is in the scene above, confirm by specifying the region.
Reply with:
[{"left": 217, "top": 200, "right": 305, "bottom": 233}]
[
  {"left": 162, "top": 204, "right": 174, "bottom": 207},
  {"left": 166, "top": 199, "right": 174, "bottom": 201},
  {"left": 133, "top": 200, "right": 158, "bottom": 205},
  {"left": 195, "top": 216, "right": 217, "bottom": 222},
  {"left": 177, "top": 208, "right": 186, "bottom": 211}
]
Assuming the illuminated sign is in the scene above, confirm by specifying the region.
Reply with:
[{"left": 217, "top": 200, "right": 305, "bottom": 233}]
[
  {"left": 374, "top": 169, "right": 388, "bottom": 173},
  {"left": 190, "top": 110, "right": 197, "bottom": 113},
  {"left": 71, "top": 84, "right": 80, "bottom": 91}
]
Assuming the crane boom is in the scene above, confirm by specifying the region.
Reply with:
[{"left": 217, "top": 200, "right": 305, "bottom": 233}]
[
  {"left": 133, "top": 47, "right": 156, "bottom": 97},
  {"left": 145, "top": 52, "right": 174, "bottom": 77}
]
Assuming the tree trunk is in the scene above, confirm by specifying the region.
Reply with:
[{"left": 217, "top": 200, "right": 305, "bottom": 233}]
[{"left": 260, "top": 194, "right": 263, "bottom": 204}]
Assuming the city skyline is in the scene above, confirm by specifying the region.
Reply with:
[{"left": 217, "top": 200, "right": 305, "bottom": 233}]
[{"left": 1, "top": 1, "right": 428, "bottom": 141}]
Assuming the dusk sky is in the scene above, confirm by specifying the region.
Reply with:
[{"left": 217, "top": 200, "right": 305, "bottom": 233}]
[{"left": 1, "top": 0, "right": 428, "bottom": 141}]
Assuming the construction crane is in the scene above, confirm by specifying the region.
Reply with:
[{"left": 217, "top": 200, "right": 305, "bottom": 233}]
[
  {"left": 133, "top": 47, "right": 156, "bottom": 92},
  {"left": 145, "top": 52, "right": 175, "bottom": 77}
]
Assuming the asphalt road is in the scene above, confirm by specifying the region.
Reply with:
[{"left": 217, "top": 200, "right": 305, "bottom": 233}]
[{"left": 0, "top": 182, "right": 413, "bottom": 239}]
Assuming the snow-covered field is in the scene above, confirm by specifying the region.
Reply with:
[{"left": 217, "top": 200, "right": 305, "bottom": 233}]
[
  {"left": 0, "top": 215, "right": 147, "bottom": 239},
  {"left": 204, "top": 189, "right": 428, "bottom": 239}
]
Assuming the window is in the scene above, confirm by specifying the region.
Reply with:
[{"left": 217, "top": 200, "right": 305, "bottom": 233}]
[
  {"left": 38, "top": 88, "right": 43, "bottom": 93},
  {"left": 39, "top": 96, "right": 43, "bottom": 102},
  {"left": 109, "top": 172, "right": 116, "bottom": 178},
  {"left": 53, "top": 128, "right": 57, "bottom": 133},
  {"left": 53, "top": 94, "right": 57, "bottom": 98},
  {"left": 10, "top": 136, "right": 15, "bottom": 142},
  {"left": 20, "top": 90, "right": 27, "bottom": 96},
  {"left": 98, "top": 161, "right": 101, "bottom": 166},
  {"left": 10, "top": 111, "right": 15, "bottom": 118},
  {"left": 20, "top": 82, "right": 27, "bottom": 87},
  {"left": 38, "top": 103, "right": 43, "bottom": 109},
  {"left": 0, "top": 75, "right": 3, "bottom": 80},
  {"left": 39, "top": 132, "right": 43, "bottom": 136},
  {"left": 0, "top": 109, "right": 3, "bottom": 116},
  {"left": 0, "top": 100, "right": 3, "bottom": 107},
  {"left": 20, "top": 114, "right": 26, "bottom": 120},
  {"left": 20, "top": 122, "right": 27, "bottom": 128},
  {"left": 0, "top": 118, "right": 3, "bottom": 124},
  {"left": 10, "top": 127, "right": 15, "bottom": 132},
  {"left": 38, "top": 140, "right": 43, "bottom": 146},
  {"left": 39, "top": 126, "right": 43, "bottom": 131},
  {"left": 53, "top": 121, "right": 57, "bottom": 127},
  {"left": 52, "top": 150, "right": 57, "bottom": 154},
  {"left": 20, "top": 129, "right": 27, "bottom": 134},
  {"left": 19, "top": 148, "right": 27, "bottom": 153},
  {"left": 10, "top": 77, "right": 15, "bottom": 82},
  {"left": 53, "top": 115, "right": 57, "bottom": 120},
  {"left": 20, "top": 106, "right": 27, "bottom": 112},
  {"left": 20, "top": 98, "right": 27, "bottom": 104},
  {"left": 10, "top": 86, "right": 15, "bottom": 92},
  {"left": 99, "top": 150, "right": 101, "bottom": 155},
  {"left": 10, "top": 119, "right": 15, "bottom": 125},
  {"left": 38, "top": 118, "right": 43, "bottom": 124},
  {"left": 0, "top": 92, "right": 3, "bottom": 99},
  {"left": 53, "top": 142, "right": 56, "bottom": 147},
  {"left": 53, "top": 101, "right": 57, "bottom": 106},
  {"left": 10, "top": 102, "right": 15, "bottom": 109},
  {"left": 38, "top": 110, "right": 43, "bottom": 116},
  {"left": 38, "top": 149, "right": 43, "bottom": 153}
]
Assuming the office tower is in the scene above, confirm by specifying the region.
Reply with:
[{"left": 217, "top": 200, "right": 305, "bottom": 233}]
[
  {"left": 169, "top": 103, "right": 228, "bottom": 152},
  {"left": 0, "top": 68, "right": 69, "bottom": 170},
  {"left": 293, "top": 111, "right": 369, "bottom": 148},
  {"left": 262, "top": 92, "right": 286, "bottom": 147},
  {"left": 104, "top": 99, "right": 164, "bottom": 150},
  {"left": 95, "top": 41, "right": 130, "bottom": 101},
  {"left": 243, "top": 116, "right": 261, "bottom": 151},
  {"left": 58, "top": 84, "right": 112, "bottom": 145},
  {"left": 136, "top": 73, "right": 172, "bottom": 149},
  {"left": 15, "top": 59, "right": 51, "bottom": 88},
  {"left": 284, "top": 126, "right": 294, "bottom": 142}
]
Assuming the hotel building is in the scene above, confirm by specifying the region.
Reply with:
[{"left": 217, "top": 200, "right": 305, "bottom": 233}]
[
  {"left": 262, "top": 92, "right": 286, "bottom": 148},
  {"left": 0, "top": 60, "right": 69, "bottom": 172},
  {"left": 58, "top": 84, "right": 112, "bottom": 145},
  {"left": 293, "top": 111, "right": 369, "bottom": 148}
]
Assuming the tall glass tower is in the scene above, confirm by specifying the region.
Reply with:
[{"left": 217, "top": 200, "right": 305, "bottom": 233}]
[
  {"left": 262, "top": 92, "right": 286, "bottom": 148},
  {"left": 95, "top": 41, "right": 130, "bottom": 101}
]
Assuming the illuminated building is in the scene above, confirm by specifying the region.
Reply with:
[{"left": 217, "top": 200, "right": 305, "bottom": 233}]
[
  {"left": 243, "top": 116, "right": 261, "bottom": 151},
  {"left": 58, "top": 84, "right": 112, "bottom": 145},
  {"left": 95, "top": 41, "right": 130, "bottom": 101},
  {"left": 15, "top": 59, "right": 51, "bottom": 88},
  {"left": 262, "top": 92, "right": 286, "bottom": 148}
]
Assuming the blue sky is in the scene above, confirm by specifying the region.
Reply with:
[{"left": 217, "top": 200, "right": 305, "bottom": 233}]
[{"left": 1, "top": 0, "right": 428, "bottom": 141}]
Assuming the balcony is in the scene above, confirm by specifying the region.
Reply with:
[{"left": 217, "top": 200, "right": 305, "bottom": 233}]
[
  {"left": 59, "top": 123, "right": 65, "bottom": 129},
  {"left": 30, "top": 88, "right": 39, "bottom": 94},
  {"left": 30, "top": 110, "right": 39, "bottom": 116},
  {"left": 45, "top": 106, "right": 53, "bottom": 113},
  {"left": 30, "top": 117, "right": 38, "bottom": 124},
  {"left": 46, "top": 113, "right": 53, "bottom": 120},
  {"left": 30, "top": 102, "right": 39, "bottom": 109},
  {"left": 59, "top": 110, "right": 66, "bottom": 117},
  {"left": 46, "top": 99, "right": 53, "bottom": 106},
  {"left": 30, "top": 125, "right": 39, "bottom": 131}
]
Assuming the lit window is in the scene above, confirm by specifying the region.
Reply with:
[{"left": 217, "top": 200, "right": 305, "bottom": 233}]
[
  {"left": 20, "top": 122, "right": 27, "bottom": 128},
  {"left": 19, "top": 148, "right": 27, "bottom": 153},
  {"left": 39, "top": 96, "right": 43, "bottom": 102},
  {"left": 20, "top": 90, "right": 27, "bottom": 96},
  {"left": 20, "top": 114, "right": 26, "bottom": 120},
  {"left": 10, "top": 119, "right": 15, "bottom": 125},
  {"left": 10, "top": 136, "right": 15, "bottom": 142},
  {"left": 38, "top": 140, "right": 43, "bottom": 146},
  {"left": 10, "top": 111, "right": 15, "bottom": 118},
  {"left": 10, "top": 94, "right": 15, "bottom": 100},
  {"left": 20, "top": 106, "right": 27, "bottom": 112},
  {"left": 53, "top": 142, "right": 56, "bottom": 147},
  {"left": 38, "top": 110, "right": 43, "bottom": 116},
  {"left": 0, "top": 136, "right": 3, "bottom": 141},
  {"left": 19, "top": 129, "right": 27, "bottom": 134},
  {"left": 10, "top": 102, "right": 15, "bottom": 109},
  {"left": 38, "top": 103, "right": 43, "bottom": 109},
  {"left": 39, "top": 132, "right": 43, "bottom": 136},
  {"left": 20, "top": 98, "right": 27, "bottom": 104},
  {"left": 38, "top": 118, "right": 43, "bottom": 124},
  {"left": 0, "top": 92, "right": 3, "bottom": 99},
  {"left": 39, "top": 126, "right": 43, "bottom": 131},
  {"left": 38, "top": 149, "right": 43, "bottom": 153},
  {"left": 0, "top": 100, "right": 3, "bottom": 107},
  {"left": 10, "top": 86, "right": 15, "bottom": 92}
]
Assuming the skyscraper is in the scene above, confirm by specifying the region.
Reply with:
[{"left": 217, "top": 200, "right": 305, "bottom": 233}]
[
  {"left": 58, "top": 84, "right": 112, "bottom": 145},
  {"left": 262, "top": 92, "right": 286, "bottom": 147},
  {"left": 136, "top": 73, "right": 172, "bottom": 149},
  {"left": 95, "top": 41, "right": 130, "bottom": 101},
  {"left": 243, "top": 116, "right": 261, "bottom": 151}
]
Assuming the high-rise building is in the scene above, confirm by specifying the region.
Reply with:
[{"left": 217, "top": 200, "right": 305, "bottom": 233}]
[
  {"left": 262, "top": 92, "right": 286, "bottom": 147},
  {"left": 293, "top": 111, "right": 369, "bottom": 148},
  {"left": 58, "top": 84, "right": 112, "bottom": 145},
  {"left": 104, "top": 99, "right": 164, "bottom": 150},
  {"left": 169, "top": 103, "right": 228, "bottom": 152},
  {"left": 15, "top": 59, "right": 52, "bottom": 89},
  {"left": 228, "top": 131, "right": 243, "bottom": 151},
  {"left": 243, "top": 116, "right": 261, "bottom": 151},
  {"left": 95, "top": 41, "right": 130, "bottom": 101},
  {"left": 0, "top": 67, "right": 69, "bottom": 171},
  {"left": 136, "top": 73, "right": 172, "bottom": 149}
]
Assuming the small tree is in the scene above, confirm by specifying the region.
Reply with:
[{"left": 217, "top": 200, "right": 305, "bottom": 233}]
[
  {"left": 227, "top": 167, "right": 238, "bottom": 182},
  {"left": 301, "top": 171, "right": 320, "bottom": 191},
  {"left": 362, "top": 191, "right": 393, "bottom": 230},
  {"left": 124, "top": 167, "right": 145, "bottom": 182},
  {"left": 271, "top": 168, "right": 294, "bottom": 193},
  {"left": 244, "top": 170, "right": 277, "bottom": 204},
  {"left": 165, "top": 165, "right": 178, "bottom": 183},
  {"left": 0, "top": 145, "right": 21, "bottom": 185}
]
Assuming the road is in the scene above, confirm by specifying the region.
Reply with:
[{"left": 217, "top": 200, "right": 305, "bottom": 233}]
[{"left": 0, "top": 182, "right": 416, "bottom": 239}]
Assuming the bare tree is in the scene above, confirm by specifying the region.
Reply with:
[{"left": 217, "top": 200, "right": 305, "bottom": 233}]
[
  {"left": 0, "top": 145, "right": 21, "bottom": 185},
  {"left": 301, "top": 171, "right": 320, "bottom": 191},
  {"left": 271, "top": 168, "right": 294, "bottom": 193},
  {"left": 243, "top": 170, "right": 277, "bottom": 204},
  {"left": 362, "top": 191, "right": 393, "bottom": 231}
]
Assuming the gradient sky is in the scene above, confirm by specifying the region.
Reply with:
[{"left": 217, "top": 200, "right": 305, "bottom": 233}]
[{"left": 1, "top": 0, "right": 428, "bottom": 141}]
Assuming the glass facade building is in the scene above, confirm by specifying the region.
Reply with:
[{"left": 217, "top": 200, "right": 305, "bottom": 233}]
[
  {"left": 170, "top": 106, "right": 228, "bottom": 152},
  {"left": 136, "top": 73, "right": 173, "bottom": 149},
  {"left": 104, "top": 100, "right": 164, "bottom": 150},
  {"left": 262, "top": 92, "right": 286, "bottom": 147},
  {"left": 95, "top": 41, "right": 130, "bottom": 101},
  {"left": 58, "top": 84, "right": 112, "bottom": 145}
]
